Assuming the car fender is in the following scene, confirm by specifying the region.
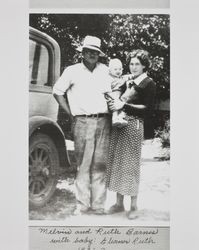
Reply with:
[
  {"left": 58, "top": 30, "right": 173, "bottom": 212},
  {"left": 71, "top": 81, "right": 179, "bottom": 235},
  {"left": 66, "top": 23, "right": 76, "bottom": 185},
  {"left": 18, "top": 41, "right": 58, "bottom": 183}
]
[
  {"left": 29, "top": 115, "right": 64, "bottom": 136},
  {"left": 29, "top": 116, "right": 71, "bottom": 169}
]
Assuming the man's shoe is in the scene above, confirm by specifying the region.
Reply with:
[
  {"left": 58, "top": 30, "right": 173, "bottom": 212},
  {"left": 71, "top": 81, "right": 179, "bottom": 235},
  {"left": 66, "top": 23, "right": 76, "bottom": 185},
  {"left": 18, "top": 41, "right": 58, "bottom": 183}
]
[
  {"left": 73, "top": 206, "right": 90, "bottom": 215},
  {"left": 91, "top": 208, "right": 106, "bottom": 215},
  {"left": 107, "top": 204, "right": 125, "bottom": 214}
]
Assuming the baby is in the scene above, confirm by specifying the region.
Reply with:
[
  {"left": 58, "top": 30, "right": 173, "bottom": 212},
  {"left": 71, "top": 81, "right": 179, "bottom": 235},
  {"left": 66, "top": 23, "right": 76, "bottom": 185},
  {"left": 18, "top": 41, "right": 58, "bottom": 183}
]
[{"left": 104, "top": 58, "right": 137, "bottom": 128}]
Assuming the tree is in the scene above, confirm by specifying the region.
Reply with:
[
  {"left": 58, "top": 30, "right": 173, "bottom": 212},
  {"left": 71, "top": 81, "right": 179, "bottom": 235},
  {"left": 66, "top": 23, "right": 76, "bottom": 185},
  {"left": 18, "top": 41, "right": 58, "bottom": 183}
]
[
  {"left": 29, "top": 14, "right": 170, "bottom": 100},
  {"left": 30, "top": 14, "right": 111, "bottom": 70},
  {"left": 105, "top": 14, "right": 170, "bottom": 100}
]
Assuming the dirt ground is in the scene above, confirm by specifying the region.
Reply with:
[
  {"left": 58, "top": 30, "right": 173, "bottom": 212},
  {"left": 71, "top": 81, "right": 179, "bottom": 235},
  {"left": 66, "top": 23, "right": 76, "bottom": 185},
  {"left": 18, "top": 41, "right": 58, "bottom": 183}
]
[{"left": 29, "top": 138, "right": 170, "bottom": 225}]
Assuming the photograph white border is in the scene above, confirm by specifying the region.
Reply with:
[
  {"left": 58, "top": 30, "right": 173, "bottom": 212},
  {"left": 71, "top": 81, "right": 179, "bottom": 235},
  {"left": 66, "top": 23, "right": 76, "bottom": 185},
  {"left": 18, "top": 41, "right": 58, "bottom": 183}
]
[{"left": 29, "top": 0, "right": 170, "bottom": 10}]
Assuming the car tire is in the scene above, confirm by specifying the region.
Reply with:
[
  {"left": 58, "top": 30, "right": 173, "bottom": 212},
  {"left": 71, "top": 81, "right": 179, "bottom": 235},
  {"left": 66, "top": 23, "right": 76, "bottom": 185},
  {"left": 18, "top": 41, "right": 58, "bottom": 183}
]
[{"left": 29, "top": 132, "right": 59, "bottom": 209}]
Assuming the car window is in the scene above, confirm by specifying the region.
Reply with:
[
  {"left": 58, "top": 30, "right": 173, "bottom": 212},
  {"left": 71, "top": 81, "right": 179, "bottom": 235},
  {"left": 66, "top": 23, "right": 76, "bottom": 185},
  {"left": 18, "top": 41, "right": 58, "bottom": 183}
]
[{"left": 29, "top": 39, "right": 50, "bottom": 86}]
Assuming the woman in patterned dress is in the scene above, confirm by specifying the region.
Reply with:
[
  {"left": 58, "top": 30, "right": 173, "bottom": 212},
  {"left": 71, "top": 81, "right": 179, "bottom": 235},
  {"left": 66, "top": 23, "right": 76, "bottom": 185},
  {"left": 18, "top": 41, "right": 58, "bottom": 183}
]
[{"left": 106, "top": 50, "right": 156, "bottom": 219}]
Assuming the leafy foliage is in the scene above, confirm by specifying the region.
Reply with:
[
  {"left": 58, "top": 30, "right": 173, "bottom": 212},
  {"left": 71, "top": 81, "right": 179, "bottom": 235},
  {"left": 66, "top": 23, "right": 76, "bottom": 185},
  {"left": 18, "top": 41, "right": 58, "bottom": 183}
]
[
  {"left": 155, "top": 119, "right": 170, "bottom": 148},
  {"left": 154, "top": 119, "right": 170, "bottom": 160},
  {"left": 30, "top": 14, "right": 111, "bottom": 70},
  {"left": 30, "top": 14, "right": 170, "bottom": 101},
  {"left": 106, "top": 14, "right": 170, "bottom": 100}
]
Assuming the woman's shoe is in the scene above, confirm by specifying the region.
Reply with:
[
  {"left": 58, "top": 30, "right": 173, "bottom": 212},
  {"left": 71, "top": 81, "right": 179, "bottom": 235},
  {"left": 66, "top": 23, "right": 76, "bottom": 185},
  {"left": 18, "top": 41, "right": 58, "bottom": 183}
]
[
  {"left": 127, "top": 207, "right": 138, "bottom": 220},
  {"left": 107, "top": 204, "right": 125, "bottom": 214}
]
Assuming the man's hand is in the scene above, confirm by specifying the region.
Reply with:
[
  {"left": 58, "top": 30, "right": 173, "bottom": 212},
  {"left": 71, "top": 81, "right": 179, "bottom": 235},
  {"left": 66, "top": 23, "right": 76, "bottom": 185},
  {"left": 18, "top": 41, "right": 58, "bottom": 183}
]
[
  {"left": 108, "top": 99, "right": 125, "bottom": 112},
  {"left": 53, "top": 94, "right": 72, "bottom": 117}
]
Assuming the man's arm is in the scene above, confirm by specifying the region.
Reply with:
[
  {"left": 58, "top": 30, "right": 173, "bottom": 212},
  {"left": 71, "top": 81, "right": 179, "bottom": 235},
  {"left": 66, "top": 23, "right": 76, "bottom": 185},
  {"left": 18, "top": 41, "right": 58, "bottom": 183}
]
[
  {"left": 52, "top": 66, "right": 74, "bottom": 120},
  {"left": 53, "top": 94, "right": 73, "bottom": 121}
]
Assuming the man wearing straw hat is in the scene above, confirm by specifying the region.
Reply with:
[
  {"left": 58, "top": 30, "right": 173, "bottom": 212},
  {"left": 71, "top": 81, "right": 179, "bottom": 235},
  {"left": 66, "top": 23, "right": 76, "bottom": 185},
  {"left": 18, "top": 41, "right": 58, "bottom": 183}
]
[{"left": 53, "top": 35, "right": 111, "bottom": 215}]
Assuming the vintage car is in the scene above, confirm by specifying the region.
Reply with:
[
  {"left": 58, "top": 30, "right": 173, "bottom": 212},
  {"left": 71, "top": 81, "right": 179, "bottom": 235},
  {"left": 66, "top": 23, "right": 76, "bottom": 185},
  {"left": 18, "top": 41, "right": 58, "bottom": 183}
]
[{"left": 29, "top": 27, "right": 70, "bottom": 208}]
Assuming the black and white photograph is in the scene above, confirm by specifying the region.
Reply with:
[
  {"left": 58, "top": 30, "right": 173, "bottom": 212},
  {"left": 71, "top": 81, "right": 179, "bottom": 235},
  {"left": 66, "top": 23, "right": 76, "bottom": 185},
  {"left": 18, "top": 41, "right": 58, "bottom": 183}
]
[{"left": 29, "top": 11, "right": 170, "bottom": 234}]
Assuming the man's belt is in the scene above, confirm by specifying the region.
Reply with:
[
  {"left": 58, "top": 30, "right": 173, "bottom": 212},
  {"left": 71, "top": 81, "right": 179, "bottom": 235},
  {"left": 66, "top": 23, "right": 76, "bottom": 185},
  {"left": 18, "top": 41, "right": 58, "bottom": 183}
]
[{"left": 75, "top": 113, "right": 109, "bottom": 118}]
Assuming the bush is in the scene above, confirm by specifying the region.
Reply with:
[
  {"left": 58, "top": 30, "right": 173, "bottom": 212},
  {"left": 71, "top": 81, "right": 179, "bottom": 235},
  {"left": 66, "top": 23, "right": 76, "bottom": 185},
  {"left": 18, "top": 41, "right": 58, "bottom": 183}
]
[
  {"left": 154, "top": 119, "right": 170, "bottom": 160},
  {"left": 155, "top": 119, "right": 170, "bottom": 148}
]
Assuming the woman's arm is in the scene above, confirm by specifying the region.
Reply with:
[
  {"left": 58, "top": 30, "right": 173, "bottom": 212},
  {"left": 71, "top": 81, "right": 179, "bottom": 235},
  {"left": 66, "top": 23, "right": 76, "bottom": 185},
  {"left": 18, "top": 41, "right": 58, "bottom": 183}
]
[
  {"left": 108, "top": 79, "right": 156, "bottom": 115},
  {"left": 124, "top": 103, "right": 146, "bottom": 110}
]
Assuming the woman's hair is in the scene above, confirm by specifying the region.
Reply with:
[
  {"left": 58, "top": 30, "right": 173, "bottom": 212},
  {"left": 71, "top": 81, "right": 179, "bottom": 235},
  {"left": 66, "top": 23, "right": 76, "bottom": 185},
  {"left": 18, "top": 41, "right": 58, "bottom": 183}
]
[{"left": 127, "top": 49, "right": 151, "bottom": 72}]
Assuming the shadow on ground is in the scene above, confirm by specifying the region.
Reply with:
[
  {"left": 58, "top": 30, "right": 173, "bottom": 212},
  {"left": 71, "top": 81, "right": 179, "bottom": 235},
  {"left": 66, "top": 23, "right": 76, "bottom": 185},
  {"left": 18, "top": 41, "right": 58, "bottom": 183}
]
[{"left": 29, "top": 139, "right": 170, "bottom": 223}]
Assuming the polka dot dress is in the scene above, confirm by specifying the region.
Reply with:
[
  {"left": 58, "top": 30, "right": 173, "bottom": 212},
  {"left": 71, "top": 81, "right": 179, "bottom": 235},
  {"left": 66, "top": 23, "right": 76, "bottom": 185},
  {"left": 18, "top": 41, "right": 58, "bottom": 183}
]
[{"left": 106, "top": 116, "right": 144, "bottom": 196}]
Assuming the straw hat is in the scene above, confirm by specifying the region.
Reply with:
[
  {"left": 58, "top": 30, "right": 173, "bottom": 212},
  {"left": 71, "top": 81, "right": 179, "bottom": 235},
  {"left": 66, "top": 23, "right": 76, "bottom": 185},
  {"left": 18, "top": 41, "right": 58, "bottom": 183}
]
[{"left": 76, "top": 35, "right": 105, "bottom": 57}]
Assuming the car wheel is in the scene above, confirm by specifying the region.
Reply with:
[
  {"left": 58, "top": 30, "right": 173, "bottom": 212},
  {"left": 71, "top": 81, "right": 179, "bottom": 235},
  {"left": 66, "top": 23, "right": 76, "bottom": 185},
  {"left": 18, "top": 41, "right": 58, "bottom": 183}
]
[{"left": 29, "top": 133, "right": 59, "bottom": 209}]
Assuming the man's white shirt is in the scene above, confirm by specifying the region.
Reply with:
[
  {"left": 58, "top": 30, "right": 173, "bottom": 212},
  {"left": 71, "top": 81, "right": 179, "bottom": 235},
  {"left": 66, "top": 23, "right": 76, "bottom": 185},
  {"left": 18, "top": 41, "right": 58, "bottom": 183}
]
[{"left": 53, "top": 62, "right": 111, "bottom": 116}]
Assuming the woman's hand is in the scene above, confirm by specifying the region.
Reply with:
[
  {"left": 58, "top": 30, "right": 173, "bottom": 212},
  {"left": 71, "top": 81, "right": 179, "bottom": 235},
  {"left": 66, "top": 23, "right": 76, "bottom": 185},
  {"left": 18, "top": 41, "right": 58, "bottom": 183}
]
[{"left": 108, "top": 99, "right": 125, "bottom": 112}]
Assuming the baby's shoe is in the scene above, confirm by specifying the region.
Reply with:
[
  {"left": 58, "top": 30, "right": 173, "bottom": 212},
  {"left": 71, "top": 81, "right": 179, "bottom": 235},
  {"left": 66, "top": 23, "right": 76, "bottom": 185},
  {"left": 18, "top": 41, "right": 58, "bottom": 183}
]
[
  {"left": 113, "top": 117, "right": 128, "bottom": 128},
  {"left": 117, "top": 117, "right": 128, "bottom": 128}
]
